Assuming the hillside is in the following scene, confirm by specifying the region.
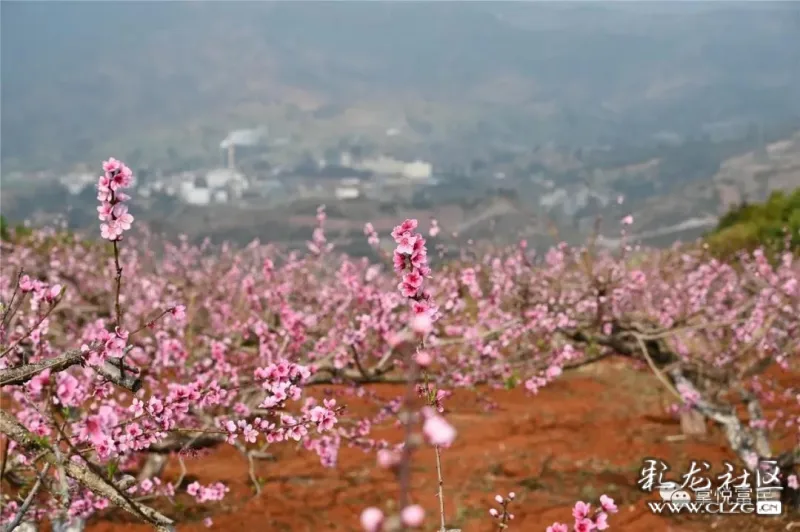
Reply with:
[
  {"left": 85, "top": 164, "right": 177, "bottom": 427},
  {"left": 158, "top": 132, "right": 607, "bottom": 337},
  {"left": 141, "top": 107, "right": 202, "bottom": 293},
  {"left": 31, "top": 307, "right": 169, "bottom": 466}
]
[{"left": 2, "top": 2, "right": 800, "bottom": 170}]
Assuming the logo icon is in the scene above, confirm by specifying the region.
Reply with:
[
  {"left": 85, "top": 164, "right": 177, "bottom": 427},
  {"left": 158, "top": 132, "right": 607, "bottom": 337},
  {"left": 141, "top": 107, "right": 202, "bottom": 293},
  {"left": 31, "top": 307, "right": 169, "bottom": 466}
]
[
  {"left": 756, "top": 501, "right": 782, "bottom": 515},
  {"left": 669, "top": 490, "right": 692, "bottom": 508},
  {"left": 657, "top": 481, "right": 679, "bottom": 501},
  {"left": 657, "top": 481, "right": 691, "bottom": 509}
]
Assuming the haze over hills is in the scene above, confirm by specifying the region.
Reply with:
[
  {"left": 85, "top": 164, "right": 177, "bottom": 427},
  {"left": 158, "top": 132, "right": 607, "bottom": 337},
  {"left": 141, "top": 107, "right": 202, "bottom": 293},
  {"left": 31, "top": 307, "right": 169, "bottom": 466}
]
[
  {"left": 2, "top": 2, "right": 799, "bottom": 170},
  {"left": 1, "top": 2, "right": 799, "bottom": 254}
]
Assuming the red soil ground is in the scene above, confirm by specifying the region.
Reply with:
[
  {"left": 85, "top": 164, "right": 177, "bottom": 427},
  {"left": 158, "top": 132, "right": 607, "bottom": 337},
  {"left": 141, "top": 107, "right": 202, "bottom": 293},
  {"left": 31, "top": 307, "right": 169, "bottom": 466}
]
[{"left": 84, "top": 360, "right": 799, "bottom": 532}]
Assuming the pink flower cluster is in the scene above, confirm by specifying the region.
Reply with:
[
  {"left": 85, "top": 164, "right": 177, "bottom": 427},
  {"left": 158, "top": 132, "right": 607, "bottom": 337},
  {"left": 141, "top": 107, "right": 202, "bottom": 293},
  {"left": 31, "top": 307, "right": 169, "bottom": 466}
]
[
  {"left": 392, "top": 219, "right": 436, "bottom": 319},
  {"left": 18, "top": 274, "right": 62, "bottom": 304},
  {"left": 127, "top": 477, "right": 175, "bottom": 499},
  {"left": 96, "top": 157, "right": 134, "bottom": 241},
  {"left": 79, "top": 326, "right": 128, "bottom": 367},
  {"left": 547, "top": 495, "right": 617, "bottom": 532},
  {"left": 186, "top": 481, "right": 230, "bottom": 503},
  {"left": 206, "top": 362, "right": 342, "bottom": 457},
  {"left": 254, "top": 360, "right": 312, "bottom": 409}
]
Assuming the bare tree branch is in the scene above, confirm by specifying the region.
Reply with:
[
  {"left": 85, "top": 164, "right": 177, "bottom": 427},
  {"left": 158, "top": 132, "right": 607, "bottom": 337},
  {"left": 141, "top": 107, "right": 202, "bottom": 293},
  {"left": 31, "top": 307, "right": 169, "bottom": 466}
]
[
  {"left": 0, "top": 410, "right": 174, "bottom": 532},
  {"left": 0, "top": 348, "right": 89, "bottom": 387},
  {"left": 3, "top": 463, "right": 51, "bottom": 532},
  {"left": 0, "top": 346, "right": 140, "bottom": 392},
  {"left": 668, "top": 370, "right": 767, "bottom": 468}
]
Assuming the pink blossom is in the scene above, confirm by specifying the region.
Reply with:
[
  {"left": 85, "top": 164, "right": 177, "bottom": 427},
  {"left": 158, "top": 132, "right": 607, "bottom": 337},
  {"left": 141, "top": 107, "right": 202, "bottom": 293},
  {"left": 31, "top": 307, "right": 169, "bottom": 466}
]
[
  {"left": 112, "top": 204, "right": 134, "bottom": 231},
  {"left": 575, "top": 517, "right": 596, "bottom": 532},
  {"left": 400, "top": 504, "right": 425, "bottom": 527},
  {"left": 97, "top": 202, "right": 113, "bottom": 221},
  {"left": 376, "top": 449, "right": 401, "bottom": 469},
  {"left": 19, "top": 274, "right": 35, "bottom": 292},
  {"left": 399, "top": 281, "right": 419, "bottom": 298},
  {"left": 26, "top": 369, "right": 51, "bottom": 397},
  {"left": 572, "top": 501, "right": 591, "bottom": 520},
  {"left": 396, "top": 234, "right": 418, "bottom": 255},
  {"left": 599, "top": 495, "right": 618, "bottom": 513},
  {"left": 414, "top": 350, "right": 433, "bottom": 367},
  {"left": 100, "top": 222, "right": 121, "bottom": 241},
  {"left": 391, "top": 219, "right": 418, "bottom": 240},
  {"left": 545, "top": 365, "right": 562, "bottom": 379},
  {"left": 102, "top": 157, "right": 123, "bottom": 173},
  {"left": 170, "top": 305, "right": 186, "bottom": 322},
  {"left": 422, "top": 414, "right": 456, "bottom": 447},
  {"left": 56, "top": 373, "right": 79, "bottom": 406},
  {"left": 410, "top": 314, "right": 433, "bottom": 335},
  {"left": 546, "top": 524, "right": 569, "bottom": 532},
  {"left": 360, "top": 507, "right": 384, "bottom": 532}
]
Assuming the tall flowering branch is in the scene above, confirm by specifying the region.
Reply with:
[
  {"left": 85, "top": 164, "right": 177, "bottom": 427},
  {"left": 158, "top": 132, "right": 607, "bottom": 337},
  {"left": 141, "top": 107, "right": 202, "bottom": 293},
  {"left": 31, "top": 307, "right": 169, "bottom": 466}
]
[
  {"left": 96, "top": 158, "right": 134, "bottom": 327},
  {"left": 392, "top": 220, "right": 455, "bottom": 531},
  {"left": 360, "top": 219, "right": 456, "bottom": 532}
]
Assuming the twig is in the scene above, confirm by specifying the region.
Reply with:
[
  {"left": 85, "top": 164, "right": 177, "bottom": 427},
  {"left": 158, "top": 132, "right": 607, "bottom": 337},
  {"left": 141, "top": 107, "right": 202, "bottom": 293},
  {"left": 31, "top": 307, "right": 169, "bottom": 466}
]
[
  {"left": 51, "top": 444, "right": 71, "bottom": 525},
  {"left": 434, "top": 445, "right": 446, "bottom": 532},
  {"left": 0, "top": 269, "right": 24, "bottom": 328},
  {"left": 398, "top": 352, "right": 420, "bottom": 512},
  {"left": 4, "top": 463, "right": 51, "bottom": 532},
  {"left": 112, "top": 240, "right": 123, "bottom": 327},
  {"left": 0, "top": 434, "right": 8, "bottom": 499},
  {"left": 632, "top": 332, "right": 682, "bottom": 402},
  {"left": 0, "top": 296, "right": 62, "bottom": 359},
  {"left": 350, "top": 345, "right": 371, "bottom": 380}
]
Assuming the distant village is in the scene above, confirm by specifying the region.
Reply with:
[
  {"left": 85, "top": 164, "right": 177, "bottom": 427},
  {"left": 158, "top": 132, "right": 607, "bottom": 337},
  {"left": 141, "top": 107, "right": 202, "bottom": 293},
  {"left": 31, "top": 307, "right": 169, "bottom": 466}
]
[{"left": 50, "top": 127, "right": 438, "bottom": 208}]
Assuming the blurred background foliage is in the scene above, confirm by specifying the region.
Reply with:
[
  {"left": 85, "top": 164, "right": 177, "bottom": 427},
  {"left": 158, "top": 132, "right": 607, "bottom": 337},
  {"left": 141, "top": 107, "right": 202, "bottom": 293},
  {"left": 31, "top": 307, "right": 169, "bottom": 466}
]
[{"left": 705, "top": 187, "right": 800, "bottom": 260}]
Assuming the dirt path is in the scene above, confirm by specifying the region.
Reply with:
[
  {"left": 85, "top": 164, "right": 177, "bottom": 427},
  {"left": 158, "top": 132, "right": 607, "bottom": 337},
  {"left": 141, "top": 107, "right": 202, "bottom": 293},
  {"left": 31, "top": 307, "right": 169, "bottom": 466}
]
[{"left": 85, "top": 360, "right": 798, "bottom": 532}]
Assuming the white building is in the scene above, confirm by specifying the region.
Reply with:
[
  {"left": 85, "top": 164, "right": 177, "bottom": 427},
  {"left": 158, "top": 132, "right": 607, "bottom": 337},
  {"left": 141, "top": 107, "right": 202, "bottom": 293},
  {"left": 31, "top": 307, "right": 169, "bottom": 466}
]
[
  {"left": 206, "top": 168, "right": 247, "bottom": 189},
  {"left": 355, "top": 156, "right": 433, "bottom": 180},
  {"left": 358, "top": 156, "right": 407, "bottom": 175},
  {"left": 335, "top": 186, "right": 360, "bottom": 200},
  {"left": 181, "top": 186, "right": 211, "bottom": 205},
  {"left": 402, "top": 161, "right": 432, "bottom": 180}
]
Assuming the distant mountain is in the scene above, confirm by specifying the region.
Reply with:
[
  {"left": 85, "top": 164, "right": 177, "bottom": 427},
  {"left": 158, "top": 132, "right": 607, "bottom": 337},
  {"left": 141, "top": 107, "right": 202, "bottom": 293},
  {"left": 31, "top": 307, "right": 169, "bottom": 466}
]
[{"left": 2, "top": 2, "right": 800, "bottom": 171}]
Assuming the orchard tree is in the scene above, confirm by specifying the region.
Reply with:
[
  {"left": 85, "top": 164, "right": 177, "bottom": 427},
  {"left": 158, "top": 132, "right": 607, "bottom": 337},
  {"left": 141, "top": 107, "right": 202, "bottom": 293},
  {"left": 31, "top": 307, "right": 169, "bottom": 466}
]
[{"left": 1, "top": 159, "right": 798, "bottom": 532}]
